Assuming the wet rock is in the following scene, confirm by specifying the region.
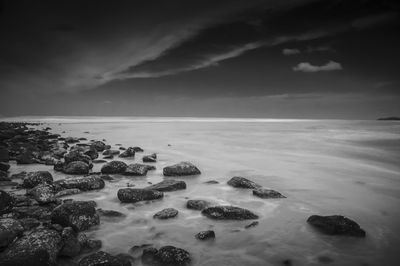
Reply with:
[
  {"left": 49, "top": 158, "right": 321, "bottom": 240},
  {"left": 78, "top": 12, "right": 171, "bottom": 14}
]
[
  {"left": 26, "top": 184, "right": 56, "bottom": 204},
  {"left": 63, "top": 161, "right": 90, "bottom": 175},
  {"left": 141, "top": 247, "right": 158, "bottom": 264},
  {"left": 0, "top": 228, "right": 62, "bottom": 266},
  {"left": 91, "top": 141, "right": 106, "bottom": 152},
  {"left": 307, "top": 215, "right": 366, "bottom": 237},
  {"left": 132, "top": 147, "right": 143, "bottom": 152},
  {"left": 93, "top": 159, "right": 107, "bottom": 163},
  {"left": 103, "top": 149, "right": 120, "bottom": 156},
  {"left": 227, "top": 176, "right": 261, "bottom": 189},
  {"left": 97, "top": 209, "right": 126, "bottom": 218},
  {"left": 10, "top": 171, "right": 27, "bottom": 179},
  {"left": 16, "top": 151, "right": 36, "bottom": 164},
  {"left": 101, "top": 161, "right": 127, "bottom": 174},
  {"left": 115, "top": 253, "right": 134, "bottom": 266},
  {"left": 84, "top": 148, "right": 99, "bottom": 160},
  {"left": 64, "top": 150, "right": 91, "bottom": 165},
  {"left": 163, "top": 162, "right": 201, "bottom": 176},
  {"left": 145, "top": 179, "right": 186, "bottom": 192},
  {"left": 156, "top": 246, "right": 191, "bottom": 266},
  {"left": 124, "top": 163, "right": 150, "bottom": 176},
  {"left": 19, "top": 217, "right": 41, "bottom": 231},
  {"left": 117, "top": 188, "right": 163, "bottom": 203},
  {"left": 54, "top": 161, "right": 65, "bottom": 172},
  {"left": 79, "top": 251, "right": 126, "bottom": 266},
  {"left": 153, "top": 208, "right": 178, "bottom": 219},
  {"left": 60, "top": 227, "right": 81, "bottom": 257},
  {"left": 65, "top": 137, "right": 80, "bottom": 144},
  {"left": 186, "top": 200, "right": 211, "bottom": 210},
  {"left": 253, "top": 188, "right": 285, "bottom": 198},
  {"left": 0, "top": 162, "right": 10, "bottom": 172},
  {"left": 51, "top": 201, "right": 99, "bottom": 232},
  {"left": 202, "top": 206, "right": 259, "bottom": 220},
  {"left": 100, "top": 175, "right": 114, "bottom": 181},
  {"left": 245, "top": 221, "right": 259, "bottom": 229},
  {"left": 204, "top": 180, "right": 219, "bottom": 184},
  {"left": 81, "top": 238, "right": 102, "bottom": 254},
  {"left": 119, "top": 147, "right": 126, "bottom": 150},
  {"left": 103, "top": 155, "right": 114, "bottom": 159},
  {"left": 55, "top": 176, "right": 105, "bottom": 191},
  {"left": 55, "top": 189, "right": 82, "bottom": 198},
  {"left": 142, "top": 153, "right": 156, "bottom": 163},
  {"left": 119, "top": 147, "right": 135, "bottom": 158},
  {"left": 0, "top": 218, "right": 24, "bottom": 251},
  {"left": 22, "top": 171, "right": 53, "bottom": 188},
  {"left": 12, "top": 205, "right": 53, "bottom": 220},
  {"left": 195, "top": 230, "right": 215, "bottom": 240},
  {"left": 0, "top": 181, "right": 18, "bottom": 186}
]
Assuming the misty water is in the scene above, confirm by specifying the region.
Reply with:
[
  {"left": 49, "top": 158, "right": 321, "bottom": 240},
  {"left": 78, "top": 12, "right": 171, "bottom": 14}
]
[{"left": 4, "top": 117, "right": 400, "bottom": 266}]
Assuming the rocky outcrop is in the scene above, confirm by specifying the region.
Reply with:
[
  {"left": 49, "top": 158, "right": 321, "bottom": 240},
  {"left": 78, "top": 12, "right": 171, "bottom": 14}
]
[
  {"left": 227, "top": 176, "right": 261, "bottom": 189},
  {"left": 63, "top": 161, "right": 90, "bottom": 175},
  {"left": 145, "top": 179, "right": 186, "bottom": 192},
  {"left": 163, "top": 162, "right": 201, "bottom": 176},
  {"left": 55, "top": 176, "right": 105, "bottom": 191},
  {"left": 252, "top": 188, "right": 285, "bottom": 198},
  {"left": 117, "top": 188, "right": 163, "bottom": 203},
  {"left": 118, "top": 147, "right": 135, "bottom": 158},
  {"left": 202, "top": 206, "right": 259, "bottom": 220},
  {"left": 0, "top": 190, "right": 14, "bottom": 214},
  {"left": 123, "top": 163, "right": 150, "bottom": 176},
  {"left": 142, "top": 153, "right": 156, "bottom": 163},
  {"left": 101, "top": 161, "right": 127, "bottom": 174},
  {"left": 22, "top": 171, "right": 53, "bottom": 188},
  {"left": 195, "top": 230, "right": 215, "bottom": 240},
  {"left": 153, "top": 208, "right": 178, "bottom": 219},
  {"left": 307, "top": 215, "right": 366, "bottom": 237},
  {"left": 186, "top": 200, "right": 211, "bottom": 210},
  {"left": 79, "top": 251, "right": 126, "bottom": 266}
]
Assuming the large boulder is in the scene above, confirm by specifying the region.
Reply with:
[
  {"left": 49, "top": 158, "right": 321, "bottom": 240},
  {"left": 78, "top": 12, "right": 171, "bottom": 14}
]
[
  {"left": 186, "top": 200, "right": 211, "bottom": 211},
  {"left": 153, "top": 208, "right": 178, "bottom": 219},
  {"left": 145, "top": 179, "right": 186, "bottom": 192},
  {"left": 202, "top": 206, "right": 259, "bottom": 220},
  {"left": 252, "top": 188, "right": 285, "bottom": 198},
  {"left": 0, "top": 218, "right": 24, "bottom": 251},
  {"left": 123, "top": 164, "right": 150, "bottom": 176},
  {"left": 163, "top": 162, "right": 201, "bottom": 176},
  {"left": 0, "top": 228, "right": 63, "bottom": 266},
  {"left": 101, "top": 161, "right": 127, "bottom": 174},
  {"left": 118, "top": 147, "right": 135, "bottom": 158},
  {"left": 227, "top": 176, "right": 261, "bottom": 189},
  {"left": 117, "top": 188, "right": 163, "bottom": 203},
  {"left": 26, "top": 184, "right": 56, "bottom": 204},
  {"left": 63, "top": 161, "right": 90, "bottom": 175},
  {"left": 79, "top": 251, "right": 126, "bottom": 266},
  {"left": 55, "top": 176, "right": 105, "bottom": 191},
  {"left": 22, "top": 171, "right": 53, "bottom": 188},
  {"left": 156, "top": 246, "right": 190, "bottom": 266},
  {"left": 0, "top": 190, "right": 14, "bottom": 214},
  {"left": 307, "top": 215, "right": 366, "bottom": 237},
  {"left": 51, "top": 201, "right": 99, "bottom": 232}
]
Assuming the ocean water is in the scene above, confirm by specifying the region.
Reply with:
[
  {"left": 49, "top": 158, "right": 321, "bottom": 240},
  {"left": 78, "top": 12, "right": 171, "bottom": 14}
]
[{"left": 3, "top": 117, "right": 400, "bottom": 266}]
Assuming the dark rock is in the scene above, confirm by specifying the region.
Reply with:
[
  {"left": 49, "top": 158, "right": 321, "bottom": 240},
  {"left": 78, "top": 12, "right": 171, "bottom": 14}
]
[
  {"left": 84, "top": 148, "right": 99, "bottom": 160},
  {"left": 12, "top": 205, "right": 53, "bottom": 220},
  {"left": 253, "top": 188, "right": 285, "bottom": 198},
  {"left": 153, "top": 208, "right": 178, "bottom": 219},
  {"left": 91, "top": 141, "right": 106, "bottom": 152},
  {"left": 227, "top": 176, "right": 261, "bottom": 189},
  {"left": 26, "top": 184, "right": 56, "bottom": 204},
  {"left": 19, "top": 218, "right": 41, "bottom": 231},
  {"left": 60, "top": 227, "right": 81, "bottom": 257},
  {"left": 65, "top": 137, "right": 80, "bottom": 144},
  {"left": 119, "top": 147, "right": 135, "bottom": 158},
  {"left": 307, "top": 215, "right": 366, "bottom": 237},
  {"left": 103, "top": 155, "right": 114, "bottom": 159},
  {"left": 55, "top": 176, "right": 105, "bottom": 191},
  {"left": 186, "top": 200, "right": 211, "bottom": 210},
  {"left": 204, "top": 180, "right": 219, "bottom": 184},
  {"left": 145, "top": 179, "right": 186, "bottom": 192},
  {"left": 100, "top": 175, "right": 114, "bottom": 181},
  {"left": 245, "top": 221, "right": 259, "bottom": 229},
  {"left": 163, "top": 162, "right": 201, "bottom": 176},
  {"left": 141, "top": 247, "right": 158, "bottom": 264},
  {"left": 63, "top": 161, "right": 90, "bottom": 175},
  {"left": 142, "top": 153, "right": 156, "bottom": 163},
  {"left": 55, "top": 189, "right": 82, "bottom": 198},
  {"left": 115, "top": 253, "right": 133, "bottom": 266},
  {"left": 51, "top": 201, "right": 99, "bottom": 232},
  {"left": 64, "top": 150, "right": 91, "bottom": 165},
  {"left": 0, "top": 162, "right": 10, "bottom": 172},
  {"left": 79, "top": 251, "right": 125, "bottom": 266},
  {"left": 0, "top": 174, "right": 11, "bottom": 181},
  {"left": 0, "top": 181, "right": 18, "bottom": 186},
  {"left": 117, "top": 188, "right": 163, "bottom": 203},
  {"left": 101, "top": 161, "right": 128, "bottom": 174},
  {"left": 156, "top": 246, "right": 191, "bottom": 266},
  {"left": 93, "top": 159, "right": 107, "bottom": 163},
  {"left": 119, "top": 147, "right": 126, "bottom": 150},
  {"left": 97, "top": 209, "right": 126, "bottom": 218},
  {"left": 0, "top": 228, "right": 62, "bottom": 266},
  {"left": 22, "top": 171, "right": 53, "bottom": 188},
  {"left": 132, "top": 147, "right": 143, "bottom": 152},
  {"left": 103, "top": 149, "right": 120, "bottom": 156},
  {"left": 202, "top": 206, "right": 259, "bottom": 220},
  {"left": 81, "top": 238, "right": 102, "bottom": 253},
  {"left": 195, "top": 230, "right": 215, "bottom": 240},
  {"left": 124, "top": 163, "right": 150, "bottom": 176},
  {"left": 0, "top": 218, "right": 24, "bottom": 251},
  {"left": 54, "top": 161, "right": 65, "bottom": 171},
  {"left": 16, "top": 151, "right": 36, "bottom": 164},
  {"left": 10, "top": 171, "right": 27, "bottom": 179}
]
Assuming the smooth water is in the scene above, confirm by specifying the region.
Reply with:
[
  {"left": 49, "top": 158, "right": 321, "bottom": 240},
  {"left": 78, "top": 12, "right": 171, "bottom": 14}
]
[{"left": 4, "top": 117, "right": 400, "bottom": 266}]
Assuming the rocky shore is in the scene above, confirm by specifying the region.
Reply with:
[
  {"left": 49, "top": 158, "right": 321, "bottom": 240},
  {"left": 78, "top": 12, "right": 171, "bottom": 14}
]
[{"left": 0, "top": 121, "right": 367, "bottom": 265}]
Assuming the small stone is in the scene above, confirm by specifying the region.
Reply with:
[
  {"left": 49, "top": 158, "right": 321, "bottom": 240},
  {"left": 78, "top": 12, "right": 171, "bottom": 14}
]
[
  {"left": 253, "top": 188, "right": 285, "bottom": 198},
  {"left": 101, "top": 161, "right": 128, "bottom": 174},
  {"left": 163, "top": 162, "right": 201, "bottom": 176},
  {"left": 186, "top": 200, "right": 211, "bottom": 210},
  {"left": 117, "top": 188, "right": 163, "bottom": 203},
  {"left": 202, "top": 206, "right": 259, "bottom": 220},
  {"left": 145, "top": 179, "right": 186, "bottom": 192},
  {"left": 227, "top": 176, "right": 261, "bottom": 189},
  {"left": 195, "top": 230, "right": 215, "bottom": 240},
  {"left": 153, "top": 208, "right": 178, "bottom": 219}
]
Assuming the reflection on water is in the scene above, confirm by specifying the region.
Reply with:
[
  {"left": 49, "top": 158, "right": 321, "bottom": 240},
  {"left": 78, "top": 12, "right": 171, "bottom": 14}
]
[{"left": 5, "top": 118, "right": 400, "bottom": 265}]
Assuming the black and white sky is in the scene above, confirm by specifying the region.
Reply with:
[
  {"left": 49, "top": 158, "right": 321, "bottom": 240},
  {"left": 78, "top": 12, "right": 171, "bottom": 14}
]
[{"left": 0, "top": 0, "right": 399, "bottom": 118}]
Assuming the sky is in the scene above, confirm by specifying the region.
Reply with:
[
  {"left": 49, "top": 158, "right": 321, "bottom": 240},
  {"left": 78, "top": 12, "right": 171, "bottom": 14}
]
[{"left": 0, "top": 0, "right": 399, "bottom": 118}]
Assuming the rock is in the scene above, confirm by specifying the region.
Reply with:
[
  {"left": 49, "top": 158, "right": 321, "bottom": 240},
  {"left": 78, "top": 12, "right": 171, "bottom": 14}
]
[
  {"left": 63, "top": 161, "right": 90, "bottom": 175},
  {"left": 65, "top": 137, "right": 80, "bottom": 144},
  {"left": 244, "top": 221, "right": 259, "bottom": 229},
  {"left": 64, "top": 151, "right": 91, "bottom": 165},
  {"left": 60, "top": 227, "right": 81, "bottom": 257},
  {"left": 51, "top": 201, "right": 99, "bottom": 232},
  {"left": 0, "top": 162, "right": 10, "bottom": 172},
  {"left": 55, "top": 189, "right": 82, "bottom": 198},
  {"left": 0, "top": 147, "right": 9, "bottom": 162},
  {"left": 0, "top": 218, "right": 24, "bottom": 251},
  {"left": 118, "top": 147, "right": 135, "bottom": 158},
  {"left": 142, "top": 153, "right": 156, "bottom": 163},
  {"left": 81, "top": 238, "right": 102, "bottom": 254},
  {"left": 103, "top": 150, "right": 120, "bottom": 156},
  {"left": 16, "top": 151, "right": 36, "bottom": 164},
  {"left": 145, "top": 179, "right": 186, "bottom": 192},
  {"left": 227, "top": 176, "right": 261, "bottom": 189},
  {"left": 93, "top": 159, "right": 107, "bottom": 163},
  {"left": 26, "top": 184, "right": 56, "bottom": 204},
  {"left": 91, "top": 141, "right": 106, "bottom": 152},
  {"left": 117, "top": 188, "right": 163, "bottom": 203},
  {"left": 307, "top": 215, "right": 366, "bottom": 237},
  {"left": 22, "top": 171, "right": 53, "bottom": 188},
  {"left": 97, "top": 209, "right": 126, "bottom": 218},
  {"left": 19, "top": 218, "right": 41, "bottom": 231},
  {"left": 84, "top": 149, "right": 98, "bottom": 160},
  {"left": 0, "top": 175, "right": 11, "bottom": 181},
  {"left": 12, "top": 205, "right": 53, "bottom": 220},
  {"left": 54, "top": 161, "right": 65, "bottom": 172},
  {"left": 195, "top": 230, "right": 215, "bottom": 240},
  {"left": 0, "top": 181, "right": 18, "bottom": 186},
  {"left": 79, "top": 251, "right": 125, "bottom": 266},
  {"left": 204, "top": 180, "right": 219, "bottom": 184},
  {"left": 186, "top": 200, "right": 211, "bottom": 210},
  {"left": 163, "top": 162, "right": 201, "bottom": 176},
  {"left": 132, "top": 147, "right": 143, "bottom": 152},
  {"left": 202, "top": 206, "right": 259, "bottom": 220},
  {"left": 115, "top": 253, "right": 134, "bottom": 266},
  {"left": 101, "top": 161, "right": 128, "bottom": 174},
  {"left": 0, "top": 228, "right": 62, "bottom": 266},
  {"left": 103, "top": 155, "right": 114, "bottom": 159},
  {"left": 124, "top": 163, "right": 150, "bottom": 176},
  {"left": 153, "top": 208, "right": 178, "bottom": 219},
  {"left": 156, "top": 246, "right": 191, "bottom": 266},
  {"left": 141, "top": 247, "right": 158, "bottom": 264},
  {"left": 55, "top": 176, "right": 105, "bottom": 191},
  {"left": 253, "top": 188, "right": 285, "bottom": 198}
]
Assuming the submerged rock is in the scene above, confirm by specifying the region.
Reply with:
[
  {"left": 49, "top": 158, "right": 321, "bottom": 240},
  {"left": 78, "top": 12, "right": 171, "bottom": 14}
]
[
  {"left": 117, "top": 188, "right": 163, "bottom": 203},
  {"left": 307, "top": 215, "right": 366, "bottom": 237},
  {"left": 51, "top": 201, "right": 99, "bottom": 232},
  {"left": 204, "top": 180, "right": 219, "bottom": 184},
  {"left": 101, "top": 161, "right": 127, "bottom": 174},
  {"left": 22, "top": 171, "right": 53, "bottom": 188},
  {"left": 55, "top": 176, "right": 105, "bottom": 191},
  {"left": 195, "top": 230, "right": 215, "bottom": 240},
  {"left": 252, "top": 188, "right": 285, "bottom": 198},
  {"left": 63, "top": 161, "right": 90, "bottom": 175},
  {"left": 163, "top": 162, "right": 201, "bottom": 176},
  {"left": 132, "top": 147, "right": 144, "bottom": 152},
  {"left": 142, "top": 153, "right": 156, "bottom": 163},
  {"left": 186, "top": 200, "right": 211, "bottom": 210},
  {"left": 145, "top": 179, "right": 186, "bottom": 192},
  {"left": 79, "top": 251, "right": 126, "bottom": 266},
  {"left": 202, "top": 206, "right": 259, "bottom": 220},
  {"left": 124, "top": 163, "right": 149, "bottom": 176},
  {"left": 119, "top": 147, "right": 135, "bottom": 158},
  {"left": 153, "top": 208, "right": 178, "bottom": 219},
  {"left": 227, "top": 176, "right": 261, "bottom": 189},
  {"left": 0, "top": 190, "right": 14, "bottom": 214}
]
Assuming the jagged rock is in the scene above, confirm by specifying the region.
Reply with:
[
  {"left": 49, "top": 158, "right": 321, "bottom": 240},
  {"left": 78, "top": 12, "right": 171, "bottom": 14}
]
[
  {"left": 51, "top": 201, "right": 99, "bottom": 232},
  {"left": 142, "top": 153, "right": 156, "bottom": 163},
  {"left": 156, "top": 246, "right": 190, "bottom": 266},
  {"left": 63, "top": 161, "right": 90, "bottom": 175},
  {"left": 55, "top": 189, "right": 82, "bottom": 198},
  {"left": 227, "top": 176, "right": 261, "bottom": 189},
  {"left": 119, "top": 147, "right": 135, "bottom": 158},
  {"left": 26, "top": 184, "right": 56, "bottom": 204},
  {"left": 117, "top": 188, "right": 163, "bottom": 203},
  {"left": 163, "top": 162, "right": 201, "bottom": 176},
  {"left": 153, "top": 208, "right": 178, "bottom": 219},
  {"left": 202, "top": 206, "right": 259, "bottom": 220},
  {"left": 307, "top": 215, "right": 366, "bottom": 237},
  {"left": 195, "top": 230, "right": 215, "bottom": 240},
  {"left": 186, "top": 200, "right": 211, "bottom": 210},
  {"left": 0, "top": 218, "right": 24, "bottom": 251},
  {"left": 22, "top": 171, "right": 53, "bottom": 188},
  {"left": 55, "top": 176, "right": 105, "bottom": 191},
  {"left": 0, "top": 162, "right": 10, "bottom": 172},
  {"left": 145, "top": 179, "right": 186, "bottom": 192},
  {"left": 79, "top": 251, "right": 126, "bottom": 266},
  {"left": 0, "top": 228, "right": 62, "bottom": 266},
  {"left": 253, "top": 188, "right": 285, "bottom": 198},
  {"left": 124, "top": 163, "right": 150, "bottom": 176},
  {"left": 101, "top": 161, "right": 127, "bottom": 174}
]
